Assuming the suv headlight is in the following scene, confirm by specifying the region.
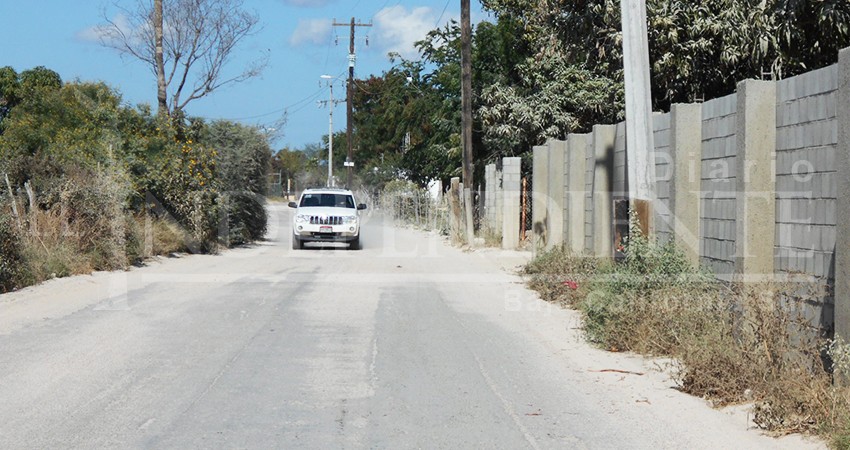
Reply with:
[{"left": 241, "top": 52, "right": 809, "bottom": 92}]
[
  {"left": 342, "top": 215, "right": 358, "bottom": 224},
  {"left": 295, "top": 214, "right": 310, "bottom": 224}
]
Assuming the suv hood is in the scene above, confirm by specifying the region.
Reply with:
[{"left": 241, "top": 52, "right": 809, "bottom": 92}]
[{"left": 296, "top": 207, "right": 357, "bottom": 216}]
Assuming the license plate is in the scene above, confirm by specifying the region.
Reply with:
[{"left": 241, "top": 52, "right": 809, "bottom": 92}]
[{"left": 320, "top": 226, "right": 333, "bottom": 233}]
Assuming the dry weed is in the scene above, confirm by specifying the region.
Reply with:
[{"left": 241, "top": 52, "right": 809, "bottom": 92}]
[{"left": 524, "top": 238, "right": 850, "bottom": 447}]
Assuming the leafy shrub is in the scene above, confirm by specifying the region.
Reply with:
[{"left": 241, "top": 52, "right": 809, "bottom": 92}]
[
  {"left": 221, "top": 191, "right": 267, "bottom": 246},
  {"left": 1, "top": 65, "right": 272, "bottom": 294}
]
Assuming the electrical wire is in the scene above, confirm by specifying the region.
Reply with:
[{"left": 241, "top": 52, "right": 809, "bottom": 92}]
[
  {"left": 435, "top": 0, "right": 451, "bottom": 27},
  {"left": 348, "top": 0, "right": 363, "bottom": 15},
  {"left": 371, "top": 0, "right": 391, "bottom": 19},
  {"left": 223, "top": 86, "right": 325, "bottom": 121}
]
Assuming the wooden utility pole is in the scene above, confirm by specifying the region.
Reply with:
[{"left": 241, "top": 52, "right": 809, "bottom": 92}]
[
  {"left": 333, "top": 17, "right": 371, "bottom": 188},
  {"left": 460, "top": 0, "right": 476, "bottom": 246},
  {"left": 621, "top": 0, "right": 655, "bottom": 235},
  {"left": 460, "top": 0, "right": 473, "bottom": 188}
]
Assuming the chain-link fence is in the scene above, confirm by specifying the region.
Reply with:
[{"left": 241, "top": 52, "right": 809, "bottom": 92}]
[{"left": 378, "top": 188, "right": 450, "bottom": 236}]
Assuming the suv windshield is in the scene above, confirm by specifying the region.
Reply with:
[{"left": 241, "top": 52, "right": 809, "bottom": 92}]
[{"left": 299, "top": 193, "right": 355, "bottom": 208}]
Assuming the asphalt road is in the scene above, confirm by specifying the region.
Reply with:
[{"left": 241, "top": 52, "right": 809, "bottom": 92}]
[{"left": 0, "top": 203, "right": 822, "bottom": 449}]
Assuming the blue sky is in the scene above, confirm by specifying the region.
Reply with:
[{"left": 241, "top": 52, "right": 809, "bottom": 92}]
[{"left": 1, "top": 0, "right": 487, "bottom": 150}]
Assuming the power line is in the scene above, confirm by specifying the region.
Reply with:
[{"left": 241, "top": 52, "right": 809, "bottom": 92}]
[
  {"left": 223, "top": 86, "right": 326, "bottom": 121},
  {"left": 371, "top": 0, "right": 391, "bottom": 19},
  {"left": 435, "top": 0, "right": 451, "bottom": 27},
  {"left": 348, "top": 0, "right": 363, "bottom": 14}
]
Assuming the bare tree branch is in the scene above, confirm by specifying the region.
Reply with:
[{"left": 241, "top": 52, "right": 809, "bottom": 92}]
[{"left": 98, "top": 0, "right": 265, "bottom": 117}]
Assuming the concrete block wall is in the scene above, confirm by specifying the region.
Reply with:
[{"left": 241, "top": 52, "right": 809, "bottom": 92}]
[
  {"left": 613, "top": 123, "right": 628, "bottom": 197},
  {"left": 700, "top": 93, "right": 739, "bottom": 281},
  {"left": 523, "top": 46, "right": 850, "bottom": 336},
  {"left": 776, "top": 65, "right": 839, "bottom": 330},
  {"left": 652, "top": 113, "right": 673, "bottom": 244}
]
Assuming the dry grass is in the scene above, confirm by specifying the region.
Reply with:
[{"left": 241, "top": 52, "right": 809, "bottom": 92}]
[
  {"left": 17, "top": 207, "right": 189, "bottom": 287},
  {"left": 524, "top": 241, "right": 850, "bottom": 448}
]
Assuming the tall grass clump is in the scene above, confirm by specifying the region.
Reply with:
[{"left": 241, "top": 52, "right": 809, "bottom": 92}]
[
  {"left": 521, "top": 245, "right": 599, "bottom": 308},
  {"left": 579, "top": 216, "right": 719, "bottom": 353}
]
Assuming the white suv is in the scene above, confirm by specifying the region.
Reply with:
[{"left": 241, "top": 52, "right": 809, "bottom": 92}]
[{"left": 288, "top": 188, "right": 367, "bottom": 250}]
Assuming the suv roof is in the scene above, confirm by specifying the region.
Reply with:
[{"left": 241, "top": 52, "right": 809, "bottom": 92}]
[{"left": 302, "top": 187, "right": 352, "bottom": 194}]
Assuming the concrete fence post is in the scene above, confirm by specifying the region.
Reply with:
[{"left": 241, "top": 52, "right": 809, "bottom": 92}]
[
  {"left": 670, "top": 103, "right": 703, "bottom": 265},
  {"left": 485, "top": 163, "right": 497, "bottom": 232},
  {"left": 449, "top": 177, "right": 462, "bottom": 245},
  {"left": 835, "top": 48, "right": 850, "bottom": 341},
  {"left": 532, "top": 145, "right": 549, "bottom": 256},
  {"left": 734, "top": 79, "right": 777, "bottom": 282},
  {"left": 547, "top": 139, "right": 567, "bottom": 251},
  {"left": 501, "top": 157, "right": 522, "bottom": 250},
  {"left": 567, "top": 134, "right": 589, "bottom": 255},
  {"left": 592, "top": 125, "right": 616, "bottom": 258},
  {"left": 495, "top": 168, "right": 504, "bottom": 240}
]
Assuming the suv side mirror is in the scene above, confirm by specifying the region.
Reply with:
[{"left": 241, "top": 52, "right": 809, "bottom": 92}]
[
  {"left": 288, "top": 202, "right": 298, "bottom": 208},
  {"left": 357, "top": 203, "right": 367, "bottom": 210}
]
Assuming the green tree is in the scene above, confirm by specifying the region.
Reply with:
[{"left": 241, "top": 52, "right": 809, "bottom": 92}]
[
  {"left": 271, "top": 147, "right": 309, "bottom": 182},
  {"left": 478, "top": 42, "right": 624, "bottom": 157},
  {"left": 482, "top": 0, "right": 850, "bottom": 109},
  {"left": 0, "top": 78, "right": 125, "bottom": 192},
  {"left": 0, "top": 66, "right": 62, "bottom": 132}
]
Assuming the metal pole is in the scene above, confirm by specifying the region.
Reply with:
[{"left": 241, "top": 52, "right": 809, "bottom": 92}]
[{"left": 328, "top": 82, "right": 334, "bottom": 187}]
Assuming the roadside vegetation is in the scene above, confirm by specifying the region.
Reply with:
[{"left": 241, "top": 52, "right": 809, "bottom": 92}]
[
  {"left": 0, "top": 66, "right": 270, "bottom": 293},
  {"left": 524, "top": 217, "right": 850, "bottom": 448},
  {"left": 338, "top": 0, "right": 850, "bottom": 194}
]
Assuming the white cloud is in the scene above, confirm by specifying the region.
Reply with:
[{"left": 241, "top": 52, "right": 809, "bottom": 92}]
[
  {"left": 76, "top": 14, "right": 134, "bottom": 44},
  {"left": 289, "top": 18, "right": 332, "bottom": 47},
  {"left": 373, "top": 6, "right": 446, "bottom": 59}
]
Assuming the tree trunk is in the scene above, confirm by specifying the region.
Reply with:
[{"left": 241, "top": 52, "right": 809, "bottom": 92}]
[{"left": 154, "top": 0, "right": 168, "bottom": 116}]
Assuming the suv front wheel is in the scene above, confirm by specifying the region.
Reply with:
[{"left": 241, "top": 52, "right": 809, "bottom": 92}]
[
  {"left": 292, "top": 234, "right": 303, "bottom": 250},
  {"left": 348, "top": 236, "right": 361, "bottom": 250}
]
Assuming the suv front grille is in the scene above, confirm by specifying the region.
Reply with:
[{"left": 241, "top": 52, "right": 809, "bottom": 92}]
[{"left": 310, "top": 215, "right": 343, "bottom": 225}]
